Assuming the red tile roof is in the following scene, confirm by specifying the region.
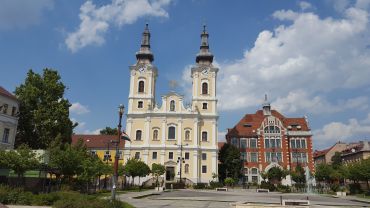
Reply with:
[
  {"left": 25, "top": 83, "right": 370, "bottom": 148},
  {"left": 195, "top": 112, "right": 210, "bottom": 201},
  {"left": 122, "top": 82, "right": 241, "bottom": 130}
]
[
  {"left": 0, "top": 86, "right": 18, "bottom": 101},
  {"left": 313, "top": 148, "right": 330, "bottom": 158},
  {"left": 226, "top": 110, "right": 310, "bottom": 138},
  {"left": 72, "top": 134, "right": 125, "bottom": 149}
]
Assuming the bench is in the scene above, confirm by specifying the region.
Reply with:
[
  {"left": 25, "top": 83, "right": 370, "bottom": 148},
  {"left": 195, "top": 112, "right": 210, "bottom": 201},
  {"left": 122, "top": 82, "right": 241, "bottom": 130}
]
[
  {"left": 215, "top": 187, "right": 228, "bottom": 191},
  {"left": 256, "top": 189, "right": 269, "bottom": 193},
  {"left": 282, "top": 199, "right": 310, "bottom": 206}
]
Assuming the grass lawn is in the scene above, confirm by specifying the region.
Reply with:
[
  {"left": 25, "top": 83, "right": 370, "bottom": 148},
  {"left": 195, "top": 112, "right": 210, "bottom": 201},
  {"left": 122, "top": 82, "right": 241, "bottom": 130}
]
[{"left": 355, "top": 194, "right": 370, "bottom": 199}]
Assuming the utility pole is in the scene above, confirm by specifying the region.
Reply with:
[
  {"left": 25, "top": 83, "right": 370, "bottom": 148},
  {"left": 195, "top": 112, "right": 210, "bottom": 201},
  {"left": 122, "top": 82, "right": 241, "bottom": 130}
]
[{"left": 111, "top": 104, "right": 124, "bottom": 201}]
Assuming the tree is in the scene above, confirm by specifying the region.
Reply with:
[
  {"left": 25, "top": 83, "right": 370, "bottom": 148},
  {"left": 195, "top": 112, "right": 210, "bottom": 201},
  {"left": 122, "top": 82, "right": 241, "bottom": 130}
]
[
  {"left": 218, "top": 143, "right": 242, "bottom": 182},
  {"left": 124, "top": 159, "right": 150, "bottom": 186},
  {"left": 315, "top": 163, "right": 333, "bottom": 183},
  {"left": 331, "top": 152, "right": 342, "bottom": 169},
  {"left": 100, "top": 127, "right": 118, "bottom": 135},
  {"left": 151, "top": 163, "right": 165, "bottom": 190},
  {"left": 15, "top": 69, "right": 77, "bottom": 149},
  {"left": 2, "top": 144, "right": 40, "bottom": 185},
  {"left": 266, "top": 167, "right": 287, "bottom": 185},
  {"left": 291, "top": 165, "right": 306, "bottom": 186}
]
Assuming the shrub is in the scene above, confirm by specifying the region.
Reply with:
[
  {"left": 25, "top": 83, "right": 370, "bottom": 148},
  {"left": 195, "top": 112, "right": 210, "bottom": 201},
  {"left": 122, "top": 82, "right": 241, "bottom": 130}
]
[
  {"left": 32, "top": 192, "right": 60, "bottom": 205},
  {"left": 193, "top": 183, "right": 207, "bottom": 189},
  {"left": 224, "top": 178, "right": 235, "bottom": 187},
  {"left": 330, "top": 184, "right": 340, "bottom": 192},
  {"left": 277, "top": 184, "right": 291, "bottom": 193},
  {"left": 260, "top": 181, "right": 276, "bottom": 191},
  {"left": 209, "top": 181, "right": 223, "bottom": 189}
]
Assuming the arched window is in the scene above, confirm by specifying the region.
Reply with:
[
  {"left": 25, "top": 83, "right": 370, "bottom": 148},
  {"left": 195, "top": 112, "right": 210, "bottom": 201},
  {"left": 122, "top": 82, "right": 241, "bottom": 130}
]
[
  {"left": 168, "top": 126, "right": 176, "bottom": 140},
  {"left": 136, "top": 130, "right": 142, "bottom": 140},
  {"left": 185, "top": 164, "right": 189, "bottom": 173},
  {"left": 201, "top": 131, "right": 207, "bottom": 142},
  {"left": 185, "top": 130, "right": 190, "bottom": 141},
  {"left": 202, "top": 82, "right": 208, "bottom": 95},
  {"left": 153, "top": 129, "right": 158, "bottom": 140},
  {"left": 138, "top": 81, "right": 145, "bottom": 93},
  {"left": 170, "top": 100, "right": 175, "bottom": 111}
]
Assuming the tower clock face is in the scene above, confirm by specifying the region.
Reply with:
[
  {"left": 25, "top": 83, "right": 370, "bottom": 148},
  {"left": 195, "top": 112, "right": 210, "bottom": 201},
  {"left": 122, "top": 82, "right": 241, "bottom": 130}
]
[
  {"left": 201, "top": 67, "right": 209, "bottom": 75},
  {"left": 138, "top": 65, "right": 147, "bottom": 73}
]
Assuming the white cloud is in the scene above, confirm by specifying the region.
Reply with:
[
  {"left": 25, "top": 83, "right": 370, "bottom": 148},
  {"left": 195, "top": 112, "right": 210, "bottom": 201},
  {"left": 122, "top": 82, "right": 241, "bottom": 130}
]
[
  {"left": 299, "top": 1, "right": 312, "bottom": 11},
  {"left": 214, "top": 2, "right": 370, "bottom": 113},
  {"left": 218, "top": 131, "right": 226, "bottom": 142},
  {"left": 66, "top": 0, "right": 172, "bottom": 52},
  {"left": 272, "top": 91, "right": 368, "bottom": 114},
  {"left": 314, "top": 115, "right": 370, "bottom": 147},
  {"left": 83, "top": 128, "right": 102, "bottom": 135},
  {"left": 0, "top": 0, "right": 53, "bottom": 30},
  {"left": 70, "top": 102, "right": 90, "bottom": 115}
]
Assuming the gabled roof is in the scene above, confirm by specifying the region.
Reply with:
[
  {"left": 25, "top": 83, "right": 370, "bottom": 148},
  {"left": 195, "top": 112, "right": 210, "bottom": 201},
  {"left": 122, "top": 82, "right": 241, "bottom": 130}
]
[
  {"left": 313, "top": 148, "right": 330, "bottom": 158},
  {"left": 0, "top": 86, "right": 18, "bottom": 101},
  {"left": 226, "top": 109, "right": 310, "bottom": 138},
  {"left": 72, "top": 134, "right": 124, "bottom": 149}
]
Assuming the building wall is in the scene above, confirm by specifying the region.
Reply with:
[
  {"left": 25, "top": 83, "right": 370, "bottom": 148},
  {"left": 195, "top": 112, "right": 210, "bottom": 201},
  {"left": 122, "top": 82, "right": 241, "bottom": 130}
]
[{"left": 0, "top": 94, "right": 19, "bottom": 150}]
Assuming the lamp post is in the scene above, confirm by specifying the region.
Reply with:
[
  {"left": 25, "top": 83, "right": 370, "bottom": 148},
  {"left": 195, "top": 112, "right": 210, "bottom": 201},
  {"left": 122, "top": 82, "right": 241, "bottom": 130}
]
[
  {"left": 175, "top": 143, "right": 188, "bottom": 183},
  {"left": 111, "top": 104, "right": 124, "bottom": 201}
]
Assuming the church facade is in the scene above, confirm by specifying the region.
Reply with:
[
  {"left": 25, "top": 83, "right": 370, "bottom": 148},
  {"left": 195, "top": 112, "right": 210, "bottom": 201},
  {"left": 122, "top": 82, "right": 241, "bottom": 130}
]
[{"left": 123, "top": 24, "right": 219, "bottom": 184}]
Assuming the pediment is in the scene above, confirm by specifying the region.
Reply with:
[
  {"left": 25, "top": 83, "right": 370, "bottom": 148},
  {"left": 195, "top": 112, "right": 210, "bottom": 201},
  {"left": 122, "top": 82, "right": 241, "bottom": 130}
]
[{"left": 164, "top": 160, "right": 177, "bottom": 166}]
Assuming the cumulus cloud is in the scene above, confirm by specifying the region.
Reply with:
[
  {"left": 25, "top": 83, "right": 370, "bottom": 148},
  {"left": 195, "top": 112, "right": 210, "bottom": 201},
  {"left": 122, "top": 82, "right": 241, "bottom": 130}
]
[
  {"left": 272, "top": 91, "right": 368, "bottom": 114},
  {"left": 299, "top": 1, "right": 312, "bottom": 11},
  {"left": 83, "top": 128, "right": 102, "bottom": 135},
  {"left": 0, "top": 0, "right": 53, "bottom": 30},
  {"left": 70, "top": 102, "right": 90, "bottom": 115},
  {"left": 66, "top": 0, "right": 172, "bottom": 52},
  {"left": 212, "top": 2, "right": 370, "bottom": 113},
  {"left": 314, "top": 115, "right": 370, "bottom": 147}
]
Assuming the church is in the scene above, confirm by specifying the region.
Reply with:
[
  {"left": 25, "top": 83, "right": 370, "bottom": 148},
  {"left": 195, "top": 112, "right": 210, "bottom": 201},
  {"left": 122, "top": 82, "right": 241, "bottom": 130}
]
[{"left": 123, "top": 24, "right": 219, "bottom": 184}]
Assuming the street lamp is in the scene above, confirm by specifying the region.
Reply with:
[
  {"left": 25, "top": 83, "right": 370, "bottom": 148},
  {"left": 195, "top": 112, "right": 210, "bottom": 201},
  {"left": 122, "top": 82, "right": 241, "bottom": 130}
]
[
  {"left": 175, "top": 143, "right": 188, "bottom": 183},
  {"left": 111, "top": 104, "right": 124, "bottom": 201}
]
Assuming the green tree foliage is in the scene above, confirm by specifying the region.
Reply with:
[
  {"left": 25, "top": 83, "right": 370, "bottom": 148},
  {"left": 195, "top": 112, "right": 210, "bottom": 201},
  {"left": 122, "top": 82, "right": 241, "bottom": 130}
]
[
  {"left": 100, "top": 127, "right": 118, "bottom": 135},
  {"left": 124, "top": 159, "right": 150, "bottom": 185},
  {"left": 218, "top": 143, "right": 242, "bottom": 182},
  {"left": 291, "top": 165, "right": 306, "bottom": 185},
  {"left": 224, "top": 177, "right": 235, "bottom": 187},
  {"left": 151, "top": 163, "right": 165, "bottom": 189},
  {"left": 331, "top": 152, "right": 342, "bottom": 169},
  {"left": 15, "top": 69, "right": 77, "bottom": 149},
  {"left": 0, "top": 145, "right": 40, "bottom": 184},
  {"left": 266, "top": 167, "right": 288, "bottom": 184},
  {"left": 315, "top": 163, "right": 333, "bottom": 183}
]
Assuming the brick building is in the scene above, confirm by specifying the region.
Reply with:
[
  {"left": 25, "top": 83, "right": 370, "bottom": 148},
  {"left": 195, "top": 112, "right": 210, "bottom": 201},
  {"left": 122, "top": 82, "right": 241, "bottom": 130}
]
[{"left": 225, "top": 97, "right": 314, "bottom": 185}]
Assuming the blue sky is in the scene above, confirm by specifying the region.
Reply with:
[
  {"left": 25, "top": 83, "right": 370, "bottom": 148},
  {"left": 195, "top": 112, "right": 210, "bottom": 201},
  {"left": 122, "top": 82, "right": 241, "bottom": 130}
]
[{"left": 1, "top": 0, "right": 370, "bottom": 150}]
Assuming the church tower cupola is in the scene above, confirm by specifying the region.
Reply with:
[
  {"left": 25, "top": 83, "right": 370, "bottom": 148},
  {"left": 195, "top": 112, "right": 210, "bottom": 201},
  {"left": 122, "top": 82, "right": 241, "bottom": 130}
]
[
  {"left": 263, "top": 94, "right": 271, "bottom": 116},
  {"left": 196, "top": 25, "right": 214, "bottom": 64},
  {"left": 136, "top": 23, "right": 154, "bottom": 62}
]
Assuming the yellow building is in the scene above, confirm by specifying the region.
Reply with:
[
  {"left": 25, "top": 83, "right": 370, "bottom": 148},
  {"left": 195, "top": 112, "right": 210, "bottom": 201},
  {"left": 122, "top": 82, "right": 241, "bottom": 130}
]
[
  {"left": 124, "top": 24, "right": 219, "bottom": 184},
  {"left": 72, "top": 134, "right": 125, "bottom": 164}
]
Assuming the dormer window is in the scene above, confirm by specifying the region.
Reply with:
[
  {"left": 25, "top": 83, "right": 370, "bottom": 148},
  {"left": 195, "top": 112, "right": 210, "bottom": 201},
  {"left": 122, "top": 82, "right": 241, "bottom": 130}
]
[{"left": 170, "top": 100, "right": 175, "bottom": 111}]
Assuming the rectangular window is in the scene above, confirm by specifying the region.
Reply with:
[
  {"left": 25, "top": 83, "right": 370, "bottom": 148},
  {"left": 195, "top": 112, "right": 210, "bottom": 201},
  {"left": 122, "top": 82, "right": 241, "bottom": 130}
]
[
  {"left": 241, "top": 152, "right": 247, "bottom": 161},
  {"left": 135, "top": 152, "right": 140, "bottom": 159},
  {"left": 168, "top": 127, "right": 176, "bottom": 140},
  {"left": 250, "top": 139, "right": 257, "bottom": 148},
  {"left": 240, "top": 139, "right": 247, "bottom": 148},
  {"left": 301, "top": 139, "right": 306, "bottom": 149},
  {"left": 138, "top": 101, "right": 143, "bottom": 108},
  {"left": 250, "top": 152, "right": 257, "bottom": 162},
  {"left": 276, "top": 139, "right": 281, "bottom": 148},
  {"left": 290, "top": 140, "right": 296, "bottom": 148},
  {"left": 202, "top": 103, "right": 208, "bottom": 109},
  {"left": 265, "top": 152, "right": 270, "bottom": 162},
  {"left": 277, "top": 152, "right": 282, "bottom": 162},
  {"left": 152, "top": 152, "right": 157, "bottom": 159},
  {"left": 2, "top": 104, "right": 8, "bottom": 114},
  {"left": 11, "top": 107, "right": 16, "bottom": 116},
  {"left": 231, "top": 137, "right": 239, "bottom": 147},
  {"left": 270, "top": 139, "right": 276, "bottom": 148},
  {"left": 185, "top": 152, "right": 189, "bottom": 160},
  {"left": 252, "top": 176, "right": 258, "bottom": 183},
  {"left": 169, "top": 152, "right": 173, "bottom": 160},
  {"left": 296, "top": 140, "right": 301, "bottom": 148},
  {"left": 2, "top": 128, "right": 9, "bottom": 143},
  {"left": 202, "top": 165, "right": 207, "bottom": 173},
  {"left": 264, "top": 139, "right": 270, "bottom": 148},
  {"left": 202, "top": 153, "right": 207, "bottom": 160},
  {"left": 202, "top": 131, "right": 207, "bottom": 142}
]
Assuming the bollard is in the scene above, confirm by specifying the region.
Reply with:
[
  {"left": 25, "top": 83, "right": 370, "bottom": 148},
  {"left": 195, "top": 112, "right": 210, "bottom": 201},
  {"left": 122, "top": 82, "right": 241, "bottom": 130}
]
[
  {"left": 171, "top": 184, "right": 173, "bottom": 192},
  {"left": 280, "top": 196, "right": 283, "bottom": 205}
]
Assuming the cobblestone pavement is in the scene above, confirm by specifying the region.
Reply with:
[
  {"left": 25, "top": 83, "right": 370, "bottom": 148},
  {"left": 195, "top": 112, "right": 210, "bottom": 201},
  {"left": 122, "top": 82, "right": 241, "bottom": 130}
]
[{"left": 117, "top": 189, "right": 370, "bottom": 208}]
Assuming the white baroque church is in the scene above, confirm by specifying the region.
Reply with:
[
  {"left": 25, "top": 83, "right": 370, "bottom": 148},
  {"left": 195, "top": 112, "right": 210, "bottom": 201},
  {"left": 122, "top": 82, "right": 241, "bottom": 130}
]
[{"left": 123, "top": 24, "right": 219, "bottom": 184}]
